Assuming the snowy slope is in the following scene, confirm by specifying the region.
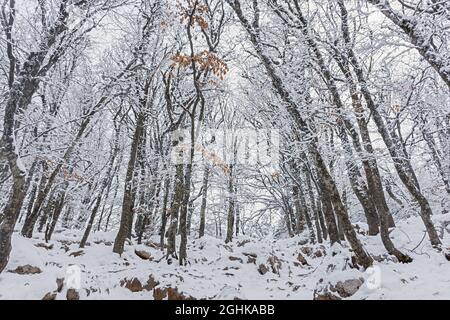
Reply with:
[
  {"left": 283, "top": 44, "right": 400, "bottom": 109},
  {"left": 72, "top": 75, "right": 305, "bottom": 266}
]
[{"left": 0, "top": 214, "right": 449, "bottom": 300}]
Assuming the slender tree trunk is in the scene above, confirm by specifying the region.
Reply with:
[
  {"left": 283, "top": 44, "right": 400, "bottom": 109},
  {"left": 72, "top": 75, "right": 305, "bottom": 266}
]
[
  {"left": 225, "top": 164, "right": 235, "bottom": 243},
  {"left": 235, "top": 201, "right": 240, "bottom": 236},
  {"left": 45, "top": 189, "right": 66, "bottom": 242},
  {"left": 113, "top": 112, "right": 145, "bottom": 254},
  {"left": 160, "top": 175, "right": 170, "bottom": 249},
  {"left": 0, "top": 162, "right": 26, "bottom": 272},
  {"left": 187, "top": 200, "right": 194, "bottom": 236},
  {"left": 22, "top": 181, "right": 38, "bottom": 226},
  {"left": 352, "top": 43, "right": 440, "bottom": 248},
  {"left": 179, "top": 161, "right": 192, "bottom": 264},
  {"left": 227, "top": 0, "right": 372, "bottom": 268},
  {"left": 310, "top": 144, "right": 373, "bottom": 268},
  {"left": 105, "top": 174, "right": 120, "bottom": 232},
  {"left": 316, "top": 176, "right": 340, "bottom": 244},
  {"left": 293, "top": 183, "right": 315, "bottom": 242},
  {"left": 21, "top": 160, "right": 48, "bottom": 237},
  {"left": 18, "top": 159, "right": 38, "bottom": 224},
  {"left": 198, "top": 165, "right": 209, "bottom": 238},
  {"left": 0, "top": 3, "right": 72, "bottom": 272},
  {"left": 80, "top": 193, "right": 102, "bottom": 248},
  {"left": 37, "top": 187, "right": 57, "bottom": 233},
  {"left": 97, "top": 126, "right": 121, "bottom": 231},
  {"left": 292, "top": 185, "right": 305, "bottom": 234},
  {"left": 284, "top": 205, "right": 295, "bottom": 238},
  {"left": 166, "top": 163, "right": 183, "bottom": 261},
  {"left": 334, "top": 0, "right": 441, "bottom": 247}
]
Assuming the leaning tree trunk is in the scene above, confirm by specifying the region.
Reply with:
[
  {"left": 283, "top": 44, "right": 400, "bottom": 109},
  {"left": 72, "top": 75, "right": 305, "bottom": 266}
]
[
  {"left": 104, "top": 173, "right": 120, "bottom": 232},
  {"left": 330, "top": 0, "right": 442, "bottom": 248},
  {"left": 18, "top": 158, "right": 39, "bottom": 224},
  {"left": 80, "top": 193, "right": 102, "bottom": 249},
  {"left": 348, "top": 38, "right": 441, "bottom": 248},
  {"left": 335, "top": 0, "right": 399, "bottom": 230},
  {"left": 227, "top": 0, "right": 372, "bottom": 268},
  {"left": 0, "top": 150, "right": 26, "bottom": 272},
  {"left": 315, "top": 176, "right": 340, "bottom": 244},
  {"left": 297, "top": 13, "right": 382, "bottom": 236},
  {"left": 305, "top": 167, "right": 328, "bottom": 241},
  {"left": 0, "top": 2, "right": 73, "bottom": 272},
  {"left": 309, "top": 144, "right": 373, "bottom": 268},
  {"left": 22, "top": 178, "right": 38, "bottom": 226},
  {"left": 45, "top": 188, "right": 67, "bottom": 242},
  {"left": 21, "top": 109, "right": 97, "bottom": 239},
  {"left": 293, "top": 184, "right": 315, "bottom": 242},
  {"left": 82, "top": 131, "right": 120, "bottom": 248},
  {"left": 38, "top": 187, "right": 58, "bottom": 233}
]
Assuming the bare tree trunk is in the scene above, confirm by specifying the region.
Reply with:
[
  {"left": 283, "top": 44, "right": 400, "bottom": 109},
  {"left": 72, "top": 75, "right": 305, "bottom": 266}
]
[
  {"left": 293, "top": 183, "right": 315, "bottom": 242},
  {"left": 166, "top": 163, "right": 183, "bottom": 261},
  {"left": 97, "top": 125, "right": 121, "bottom": 232},
  {"left": 22, "top": 180, "right": 38, "bottom": 226},
  {"left": 284, "top": 205, "right": 295, "bottom": 238},
  {"left": 38, "top": 187, "right": 58, "bottom": 233},
  {"left": 45, "top": 189, "right": 67, "bottom": 242},
  {"left": 292, "top": 185, "right": 305, "bottom": 234},
  {"left": 21, "top": 110, "right": 98, "bottom": 239},
  {"left": 18, "top": 158, "right": 39, "bottom": 224},
  {"left": 350, "top": 43, "right": 440, "bottom": 248},
  {"left": 235, "top": 201, "right": 240, "bottom": 236},
  {"left": 198, "top": 165, "right": 209, "bottom": 238},
  {"left": 316, "top": 177, "right": 340, "bottom": 244},
  {"left": 0, "top": 166, "right": 26, "bottom": 272},
  {"left": 310, "top": 145, "right": 373, "bottom": 268},
  {"left": 225, "top": 164, "right": 235, "bottom": 243},
  {"left": 105, "top": 174, "right": 120, "bottom": 232},
  {"left": 0, "top": 1, "right": 72, "bottom": 272},
  {"left": 179, "top": 162, "right": 192, "bottom": 265},
  {"left": 113, "top": 112, "right": 145, "bottom": 254},
  {"left": 159, "top": 175, "right": 170, "bottom": 249},
  {"left": 305, "top": 167, "right": 328, "bottom": 241},
  {"left": 226, "top": 0, "right": 372, "bottom": 268},
  {"left": 80, "top": 193, "right": 102, "bottom": 249},
  {"left": 304, "top": 171, "right": 323, "bottom": 243}
]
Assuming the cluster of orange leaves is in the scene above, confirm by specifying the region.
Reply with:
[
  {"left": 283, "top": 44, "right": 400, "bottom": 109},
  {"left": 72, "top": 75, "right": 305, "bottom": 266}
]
[
  {"left": 171, "top": 51, "right": 229, "bottom": 80},
  {"left": 177, "top": 0, "right": 209, "bottom": 30}
]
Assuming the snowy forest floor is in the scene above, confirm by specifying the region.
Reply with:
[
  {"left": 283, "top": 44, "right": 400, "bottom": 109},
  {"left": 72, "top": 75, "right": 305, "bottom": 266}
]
[{"left": 1, "top": 214, "right": 449, "bottom": 300}]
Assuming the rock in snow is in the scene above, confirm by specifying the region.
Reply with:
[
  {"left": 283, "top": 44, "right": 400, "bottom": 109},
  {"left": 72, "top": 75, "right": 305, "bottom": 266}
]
[
  {"left": 66, "top": 289, "right": 80, "bottom": 300},
  {"left": 9, "top": 265, "right": 42, "bottom": 275},
  {"left": 134, "top": 250, "right": 152, "bottom": 260}
]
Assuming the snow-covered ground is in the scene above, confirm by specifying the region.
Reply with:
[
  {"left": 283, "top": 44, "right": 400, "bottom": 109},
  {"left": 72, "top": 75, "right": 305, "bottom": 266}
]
[{"left": 0, "top": 214, "right": 449, "bottom": 300}]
